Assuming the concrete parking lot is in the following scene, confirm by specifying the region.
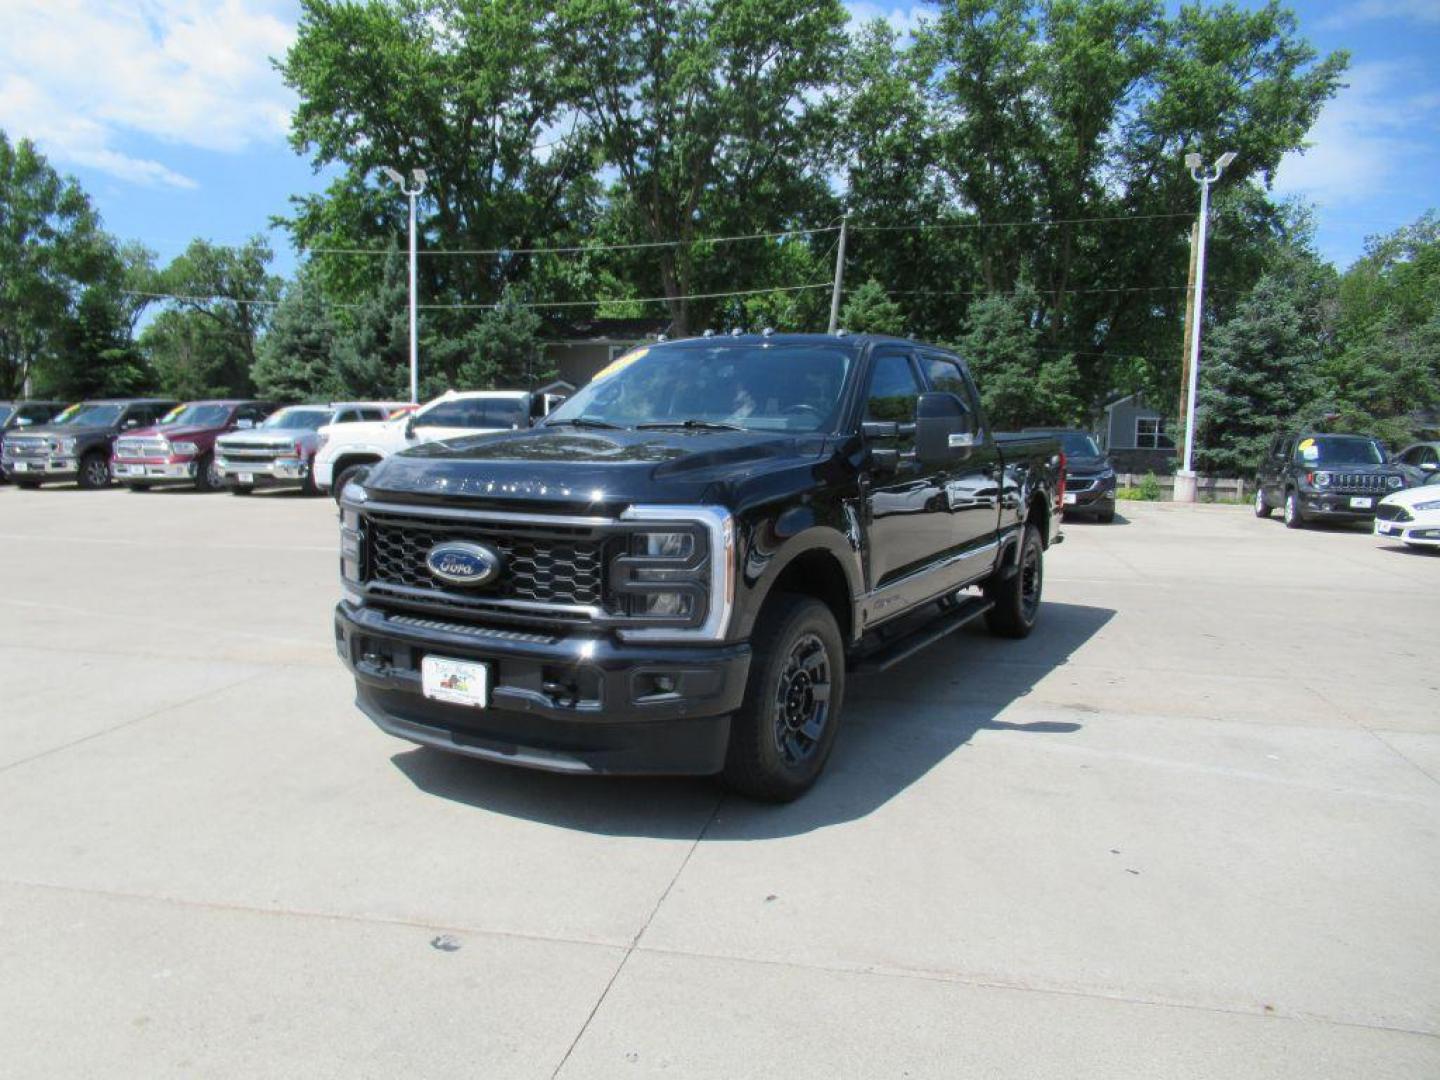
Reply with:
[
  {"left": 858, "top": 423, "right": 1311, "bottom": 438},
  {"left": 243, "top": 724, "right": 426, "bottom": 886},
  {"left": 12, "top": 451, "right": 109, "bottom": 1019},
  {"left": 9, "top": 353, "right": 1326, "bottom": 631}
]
[{"left": 0, "top": 484, "right": 1436, "bottom": 1078}]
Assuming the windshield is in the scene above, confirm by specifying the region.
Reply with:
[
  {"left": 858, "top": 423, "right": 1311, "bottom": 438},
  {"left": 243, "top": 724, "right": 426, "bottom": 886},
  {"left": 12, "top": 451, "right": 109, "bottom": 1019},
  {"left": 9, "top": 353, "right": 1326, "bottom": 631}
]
[
  {"left": 161, "top": 403, "right": 233, "bottom": 428},
  {"left": 418, "top": 397, "right": 527, "bottom": 429},
  {"left": 262, "top": 407, "right": 331, "bottom": 431},
  {"left": 56, "top": 403, "right": 123, "bottom": 427},
  {"left": 1296, "top": 436, "right": 1385, "bottom": 466},
  {"left": 546, "top": 343, "right": 854, "bottom": 433},
  {"left": 1058, "top": 432, "right": 1102, "bottom": 457}
]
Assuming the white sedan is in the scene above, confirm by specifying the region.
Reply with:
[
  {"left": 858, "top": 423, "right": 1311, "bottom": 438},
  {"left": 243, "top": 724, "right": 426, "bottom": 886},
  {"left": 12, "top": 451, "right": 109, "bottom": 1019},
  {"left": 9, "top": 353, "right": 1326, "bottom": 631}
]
[{"left": 1373, "top": 474, "right": 1440, "bottom": 550}]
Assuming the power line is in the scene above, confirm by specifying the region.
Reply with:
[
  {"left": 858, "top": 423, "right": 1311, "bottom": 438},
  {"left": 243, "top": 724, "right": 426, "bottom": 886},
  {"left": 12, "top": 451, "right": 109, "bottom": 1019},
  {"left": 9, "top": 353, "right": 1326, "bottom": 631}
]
[
  {"left": 303, "top": 224, "right": 842, "bottom": 258},
  {"left": 850, "top": 210, "right": 1196, "bottom": 233}
]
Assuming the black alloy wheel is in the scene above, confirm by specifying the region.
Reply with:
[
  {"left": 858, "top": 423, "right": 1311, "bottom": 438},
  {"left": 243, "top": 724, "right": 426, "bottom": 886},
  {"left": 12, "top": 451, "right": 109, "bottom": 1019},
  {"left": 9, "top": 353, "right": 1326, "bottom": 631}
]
[
  {"left": 722, "top": 594, "right": 846, "bottom": 802},
  {"left": 771, "top": 632, "right": 833, "bottom": 768},
  {"left": 78, "top": 452, "right": 111, "bottom": 489},
  {"left": 985, "top": 524, "right": 1044, "bottom": 639}
]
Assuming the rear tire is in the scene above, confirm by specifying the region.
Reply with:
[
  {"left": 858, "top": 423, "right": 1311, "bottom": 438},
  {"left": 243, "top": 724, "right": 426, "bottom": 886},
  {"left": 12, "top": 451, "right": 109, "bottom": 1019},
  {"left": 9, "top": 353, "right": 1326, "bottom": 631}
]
[
  {"left": 1096, "top": 503, "right": 1116, "bottom": 524},
  {"left": 229, "top": 484, "right": 253, "bottom": 496},
  {"left": 77, "top": 451, "right": 110, "bottom": 489},
  {"left": 985, "top": 525, "right": 1043, "bottom": 639},
  {"left": 721, "top": 594, "right": 845, "bottom": 803},
  {"left": 1254, "top": 486, "right": 1272, "bottom": 518},
  {"left": 1284, "top": 489, "right": 1305, "bottom": 529},
  {"left": 16, "top": 480, "right": 41, "bottom": 490},
  {"left": 195, "top": 452, "right": 223, "bottom": 492}
]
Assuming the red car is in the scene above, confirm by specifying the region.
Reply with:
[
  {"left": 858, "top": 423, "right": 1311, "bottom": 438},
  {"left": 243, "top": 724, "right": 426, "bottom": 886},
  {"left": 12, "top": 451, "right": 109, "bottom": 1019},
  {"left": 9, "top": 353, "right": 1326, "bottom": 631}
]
[{"left": 111, "top": 400, "right": 277, "bottom": 492}]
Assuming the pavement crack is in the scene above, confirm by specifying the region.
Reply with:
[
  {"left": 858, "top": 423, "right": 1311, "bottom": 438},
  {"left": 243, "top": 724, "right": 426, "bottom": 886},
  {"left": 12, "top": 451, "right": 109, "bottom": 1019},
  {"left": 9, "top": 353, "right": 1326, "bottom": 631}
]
[{"left": 550, "top": 792, "right": 726, "bottom": 1079}]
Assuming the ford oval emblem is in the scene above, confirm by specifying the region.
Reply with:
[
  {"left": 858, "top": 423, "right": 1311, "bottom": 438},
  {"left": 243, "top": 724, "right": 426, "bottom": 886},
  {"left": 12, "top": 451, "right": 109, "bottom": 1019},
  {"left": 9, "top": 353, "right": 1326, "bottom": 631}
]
[{"left": 425, "top": 541, "right": 502, "bottom": 587}]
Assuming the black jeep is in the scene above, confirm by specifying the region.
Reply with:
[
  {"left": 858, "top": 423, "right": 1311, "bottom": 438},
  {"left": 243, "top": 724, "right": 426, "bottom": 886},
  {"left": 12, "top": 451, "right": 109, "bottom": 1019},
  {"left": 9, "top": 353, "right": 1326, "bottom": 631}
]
[{"left": 1254, "top": 432, "right": 1407, "bottom": 528}]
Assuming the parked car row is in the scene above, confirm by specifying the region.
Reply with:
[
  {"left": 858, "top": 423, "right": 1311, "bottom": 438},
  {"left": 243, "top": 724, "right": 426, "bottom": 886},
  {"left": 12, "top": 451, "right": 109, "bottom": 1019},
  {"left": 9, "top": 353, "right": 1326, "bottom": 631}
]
[
  {"left": 1254, "top": 430, "right": 1440, "bottom": 551},
  {"left": 0, "top": 389, "right": 570, "bottom": 495}
]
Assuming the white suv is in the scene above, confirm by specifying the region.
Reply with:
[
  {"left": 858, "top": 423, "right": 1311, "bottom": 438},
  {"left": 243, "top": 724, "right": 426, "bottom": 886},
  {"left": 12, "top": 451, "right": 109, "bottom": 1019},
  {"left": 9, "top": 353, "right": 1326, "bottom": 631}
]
[{"left": 314, "top": 389, "right": 563, "bottom": 498}]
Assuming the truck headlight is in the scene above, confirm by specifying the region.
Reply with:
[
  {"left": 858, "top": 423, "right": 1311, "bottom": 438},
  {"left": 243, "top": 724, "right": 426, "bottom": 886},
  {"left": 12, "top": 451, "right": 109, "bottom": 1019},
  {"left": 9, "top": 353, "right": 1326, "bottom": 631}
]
[
  {"left": 1314, "top": 471, "right": 1330, "bottom": 488},
  {"left": 339, "top": 498, "right": 365, "bottom": 583},
  {"left": 616, "top": 508, "right": 734, "bottom": 641},
  {"left": 1387, "top": 475, "right": 1403, "bottom": 489},
  {"left": 171, "top": 441, "right": 197, "bottom": 456},
  {"left": 56, "top": 437, "right": 76, "bottom": 454}
]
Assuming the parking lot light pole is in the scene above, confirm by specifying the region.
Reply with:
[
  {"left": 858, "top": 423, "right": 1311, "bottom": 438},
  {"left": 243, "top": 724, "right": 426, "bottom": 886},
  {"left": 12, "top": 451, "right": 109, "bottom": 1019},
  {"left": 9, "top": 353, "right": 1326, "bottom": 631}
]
[
  {"left": 1174, "top": 150, "right": 1236, "bottom": 503},
  {"left": 382, "top": 166, "right": 427, "bottom": 404}
]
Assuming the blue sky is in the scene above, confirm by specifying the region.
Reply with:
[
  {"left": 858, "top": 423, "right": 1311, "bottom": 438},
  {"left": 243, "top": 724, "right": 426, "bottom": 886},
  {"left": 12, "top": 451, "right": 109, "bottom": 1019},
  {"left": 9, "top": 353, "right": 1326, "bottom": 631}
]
[{"left": 3, "top": 0, "right": 1437, "bottom": 282}]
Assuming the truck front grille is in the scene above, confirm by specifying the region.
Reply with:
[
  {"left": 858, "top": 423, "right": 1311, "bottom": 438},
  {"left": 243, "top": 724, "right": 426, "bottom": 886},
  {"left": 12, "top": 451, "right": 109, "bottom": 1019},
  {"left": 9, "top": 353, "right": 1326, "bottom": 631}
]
[
  {"left": 218, "top": 442, "right": 283, "bottom": 464},
  {"left": 1375, "top": 503, "right": 1411, "bottom": 522},
  {"left": 115, "top": 437, "right": 169, "bottom": 458},
  {"left": 364, "top": 510, "right": 614, "bottom": 616},
  {"left": 1329, "top": 473, "right": 1394, "bottom": 493},
  {"left": 4, "top": 436, "right": 48, "bottom": 457}
]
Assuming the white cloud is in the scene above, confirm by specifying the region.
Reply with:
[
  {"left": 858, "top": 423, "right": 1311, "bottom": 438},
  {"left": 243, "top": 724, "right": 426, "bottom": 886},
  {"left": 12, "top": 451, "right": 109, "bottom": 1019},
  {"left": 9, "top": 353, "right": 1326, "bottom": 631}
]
[
  {"left": 845, "top": 2, "right": 931, "bottom": 39},
  {"left": 1272, "top": 61, "right": 1440, "bottom": 207},
  {"left": 1319, "top": 0, "right": 1440, "bottom": 29},
  {"left": 0, "top": 0, "right": 297, "bottom": 189}
]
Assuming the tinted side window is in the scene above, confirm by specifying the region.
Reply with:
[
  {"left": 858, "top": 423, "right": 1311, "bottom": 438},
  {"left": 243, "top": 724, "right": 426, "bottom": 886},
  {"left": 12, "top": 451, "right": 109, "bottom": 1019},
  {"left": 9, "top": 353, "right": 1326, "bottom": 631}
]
[
  {"left": 421, "top": 399, "right": 526, "bottom": 428},
  {"left": 865, "top": 353, "right": 922, "bottom": 424}
]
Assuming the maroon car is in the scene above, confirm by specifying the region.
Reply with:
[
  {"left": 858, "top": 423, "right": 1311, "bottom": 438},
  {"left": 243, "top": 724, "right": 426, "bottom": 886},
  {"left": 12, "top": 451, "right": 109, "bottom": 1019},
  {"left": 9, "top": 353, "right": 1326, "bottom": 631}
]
[{"left": 111, "top": 400, "right": 276, "bottom": 492}]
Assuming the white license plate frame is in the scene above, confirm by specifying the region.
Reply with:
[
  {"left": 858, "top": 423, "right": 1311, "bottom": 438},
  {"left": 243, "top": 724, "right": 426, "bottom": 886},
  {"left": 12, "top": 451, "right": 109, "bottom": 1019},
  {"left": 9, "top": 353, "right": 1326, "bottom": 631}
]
[
  {"left": 1063, "top": 492, "right": 1077, "bottom": 506},
  {"left": 421, "top": 656, "right": 489, "bottom": 709},
  {"left": 237, "top": 472, "right": 254, "bottom": 484},
  {"left": 1350, "top": 496, "right": 1373, "bottom": 509}
]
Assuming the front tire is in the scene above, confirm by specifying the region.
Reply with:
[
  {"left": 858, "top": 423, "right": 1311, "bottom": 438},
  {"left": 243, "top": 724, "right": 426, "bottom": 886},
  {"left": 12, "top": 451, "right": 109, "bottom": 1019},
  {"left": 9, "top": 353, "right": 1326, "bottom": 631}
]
[
  {"left": 1284, "top": 489, "right": 1305, "bottom": 529},
  {"left": 985, "top": 524, "right": 1044, "bottom": 639},
  {"left": 77, "top": 452, "right": 111, "bottom": 489},
  {"left": 332, "top": 463, "right": 369, "bottom": 503},
  {"left": 721, "top": 594, "right": 845, "bottom": 803},
  {"left": 126, "top": 483, "right": 151, "bottom": 493},
  {"left": 1254, "top": 486, "right": 1272, "bottom": 518}
]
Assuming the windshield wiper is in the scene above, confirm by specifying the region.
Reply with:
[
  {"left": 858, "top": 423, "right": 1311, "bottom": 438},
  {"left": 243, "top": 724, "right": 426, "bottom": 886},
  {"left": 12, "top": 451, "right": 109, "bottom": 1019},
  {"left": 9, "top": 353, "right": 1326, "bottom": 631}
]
[
  {"left": 546, "top": 416, "right": 624, "bottom": 430},
  {"left": 636, "top": 419, "right": 745, "bottom": 432}
]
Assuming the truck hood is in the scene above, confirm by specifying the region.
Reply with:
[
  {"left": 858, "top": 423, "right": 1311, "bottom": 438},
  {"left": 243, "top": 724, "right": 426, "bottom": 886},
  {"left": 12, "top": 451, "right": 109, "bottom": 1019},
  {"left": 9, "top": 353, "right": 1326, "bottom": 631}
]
[
  {"left": 1064, "top": 454, "right": 1111, "bottom": 474},
  {"left": 217, "top": 429, "right": 315, "bottom": 447},
  {"left": 127, "top": 423, "right": 221, "bottom": 440},
  {"left": 365, "top": 426, "right": 835, "bottom": 509},
  {"left": 7, "top": 423, "right": 114, "bottom": 440}
]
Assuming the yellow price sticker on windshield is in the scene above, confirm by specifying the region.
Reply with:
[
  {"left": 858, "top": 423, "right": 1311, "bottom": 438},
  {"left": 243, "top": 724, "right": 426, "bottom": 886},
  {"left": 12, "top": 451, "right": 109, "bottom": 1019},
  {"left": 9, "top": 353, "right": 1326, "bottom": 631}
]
[
  {"left": 54, "top": 404, "right": 80, "bottom": 423},
  {"left": 1298, "top": 437, "right": 1315, "bottom": 450},
  {"left": 591, "top": 347, "right": 648, "bottom": 383},
  {"left": 161, "top": 405, "right": 187, "bottom": 423}
]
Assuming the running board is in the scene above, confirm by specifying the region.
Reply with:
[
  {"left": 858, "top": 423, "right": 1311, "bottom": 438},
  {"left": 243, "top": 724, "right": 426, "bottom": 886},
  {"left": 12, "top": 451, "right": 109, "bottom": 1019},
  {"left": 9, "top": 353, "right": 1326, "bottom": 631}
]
[{"left": 850, "top": 596, "right": 994, "bottom": 674}]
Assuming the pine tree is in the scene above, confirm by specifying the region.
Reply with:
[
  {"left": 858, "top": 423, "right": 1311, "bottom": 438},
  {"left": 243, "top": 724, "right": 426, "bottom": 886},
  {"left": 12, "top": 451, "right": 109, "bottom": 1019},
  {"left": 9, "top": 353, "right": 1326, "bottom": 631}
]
[
  {"left": 454, "top": 286, "right": 548, "bottom": 390},
  {"left": 330, "top": 248, "right": 411, "bottom": 398},
  {"left": 251, "top": 272, "right": 343, "bottom": 401},
  {"left": 958, "top": 285, "right": 1081, "bottom": 429},
  {"left": 841, "top": 279, "right": 907, "bottom": 336},
  {"left": 1195, "top": 269, "right": 1328, "bottom": 475}
]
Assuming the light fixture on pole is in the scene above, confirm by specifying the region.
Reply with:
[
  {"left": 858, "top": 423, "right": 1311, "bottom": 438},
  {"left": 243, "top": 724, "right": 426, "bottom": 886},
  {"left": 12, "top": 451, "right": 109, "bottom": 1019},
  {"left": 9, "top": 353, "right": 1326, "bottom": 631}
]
[
  {"left": 1174, "top": 149, "right": 1236, "bottom": 503},
  {"left": 381, "top": 166, "right": 427, "bottom": 404}
]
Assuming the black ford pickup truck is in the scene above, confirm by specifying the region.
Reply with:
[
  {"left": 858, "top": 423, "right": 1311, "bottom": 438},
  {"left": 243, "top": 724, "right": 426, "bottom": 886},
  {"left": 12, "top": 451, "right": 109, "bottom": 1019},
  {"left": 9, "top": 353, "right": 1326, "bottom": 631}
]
[{"left": 335, "top": 333, "right": 1063, "bottom": 800}]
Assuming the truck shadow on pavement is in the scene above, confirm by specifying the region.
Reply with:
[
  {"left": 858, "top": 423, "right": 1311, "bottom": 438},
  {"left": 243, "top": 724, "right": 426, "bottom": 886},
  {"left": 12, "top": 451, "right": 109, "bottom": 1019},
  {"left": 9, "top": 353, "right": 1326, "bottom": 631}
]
[{"left": 392, "top": 600, "right": 1115, "bottom": 839}]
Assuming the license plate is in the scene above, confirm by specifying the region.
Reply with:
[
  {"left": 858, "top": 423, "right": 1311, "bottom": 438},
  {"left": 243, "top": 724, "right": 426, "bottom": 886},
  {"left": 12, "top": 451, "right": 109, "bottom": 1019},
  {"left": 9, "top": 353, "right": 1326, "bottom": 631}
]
[
  {"left": 1377, "top": 523, "right": 1397, "bottom": 535},
  {"left": 1063, "top": 492, "right": 1077, "bottom": 505},
  {"left": 237, "top": 472, "right": 254, "bottom": 484},
  {"left": 14, "top": 462, "right": 32, "bottom": 472},
  {"left": 421, "top": 656, "right": 489, "bottom": 708},
  {"left": 1350, "top": 496, "right": 1372, "bottom": 509}
]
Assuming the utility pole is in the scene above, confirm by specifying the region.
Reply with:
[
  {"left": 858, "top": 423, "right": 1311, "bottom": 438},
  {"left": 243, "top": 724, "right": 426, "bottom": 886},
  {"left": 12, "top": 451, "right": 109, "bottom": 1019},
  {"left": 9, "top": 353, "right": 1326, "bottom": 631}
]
[
  {"left": 827, "top": 216, "right": 849, "bottom": 334},
  {"left": 1174, "top": 150, "right": 1236, "bottom": 503},
  {"left": 1176, "top": 219, "right": 1199, "bottom": 431},
  {"left": 382, "top": 166, "right": 428, "bottom": 404}
]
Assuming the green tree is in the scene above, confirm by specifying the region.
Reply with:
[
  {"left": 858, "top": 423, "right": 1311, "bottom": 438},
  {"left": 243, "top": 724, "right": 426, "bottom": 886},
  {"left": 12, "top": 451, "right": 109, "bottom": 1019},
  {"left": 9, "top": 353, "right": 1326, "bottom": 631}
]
[
  {"left": 0, "top": 132, "right": 145, "bottom": 398},
  {"left": 330, "top": 247, "right": 412, "bottom": 398},
  {"left": 550, "top": 0, "right": 849, "bottom": 333},
  {"left": 1195, "top": 262, "right": 1332, "bottom": 475},
  {"left": 141, "top": 238, "right": 280, "bottom": 398},
  {"left": 841, "top": 279, "right": 906, "bottom": 336},
  {"left": 251, "top": 269, "right": 343, "bottom": 401},
  {"left": 958, "top": 285, "right": 1083, "bottom": 428},
  {"left": 452, "top": 285, "right": 548, "bottom": 389}
]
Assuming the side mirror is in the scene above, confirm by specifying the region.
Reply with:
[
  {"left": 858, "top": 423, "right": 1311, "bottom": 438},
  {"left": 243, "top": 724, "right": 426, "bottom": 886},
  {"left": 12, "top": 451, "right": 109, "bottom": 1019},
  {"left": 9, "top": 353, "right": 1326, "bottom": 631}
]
[
  {"left": 405, "top": 415, "right": 418, "bottom": 438},
  {"left": 914, "top": 392, "right": 973, "bottom": 465}
]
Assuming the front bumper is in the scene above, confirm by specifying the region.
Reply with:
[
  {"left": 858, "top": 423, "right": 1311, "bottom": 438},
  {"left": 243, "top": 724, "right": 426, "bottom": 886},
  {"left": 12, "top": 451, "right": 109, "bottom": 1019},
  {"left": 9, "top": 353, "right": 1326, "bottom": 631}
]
[
  {"left": 1063, "top": 477, "right": 1116, "bottom": 512},
  {"left": 2, "top": 456, "right": 77, "bottom": 481},
  {"left": 334, "top": 601, "right": 752, "bottom": 775},
  {"left": 1301, "top": 490, "right": 1392, "bottom": 519},
  {"left": 1374, "top": 519, "right": 1440, "bottom": 546},
  {"left": 113, "top": 460, "right": 198, "bottom": 482},
  {"left": 216, "top": 457, "right": 310, "bottom": 487},
  {"left": 313, "top": 459, "right": 335, "bottom": 491}
]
